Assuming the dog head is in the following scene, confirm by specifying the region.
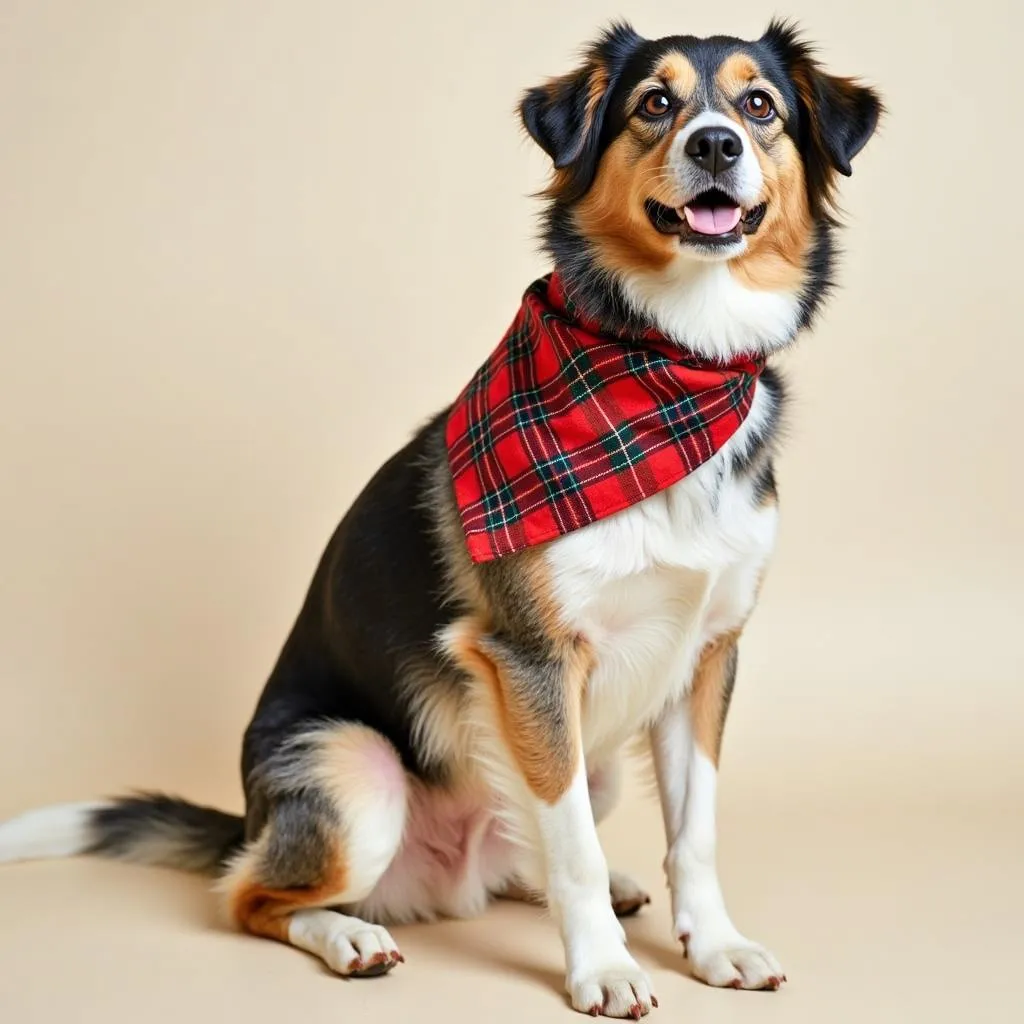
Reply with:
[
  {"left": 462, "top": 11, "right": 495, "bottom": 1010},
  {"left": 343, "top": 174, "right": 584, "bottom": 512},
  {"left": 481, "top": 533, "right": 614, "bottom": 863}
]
[{"left": 520, "top": 21, "right": 882, "bottom": 358}]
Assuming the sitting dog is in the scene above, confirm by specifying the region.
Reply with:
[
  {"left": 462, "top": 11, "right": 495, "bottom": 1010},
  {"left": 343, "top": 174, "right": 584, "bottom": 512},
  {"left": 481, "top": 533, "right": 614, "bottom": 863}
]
[{"left": 0, "top": 20, "right": 880, "bottom": 1019}]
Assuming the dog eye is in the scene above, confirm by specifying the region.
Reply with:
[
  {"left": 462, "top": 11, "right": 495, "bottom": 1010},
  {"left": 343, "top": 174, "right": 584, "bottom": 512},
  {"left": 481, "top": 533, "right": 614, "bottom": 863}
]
[
  {"left": 742, "top": 91, "right": 775, "bottom": 120},
  {"left": 640, "top": 90, "right": 673, "bottom": 118}
]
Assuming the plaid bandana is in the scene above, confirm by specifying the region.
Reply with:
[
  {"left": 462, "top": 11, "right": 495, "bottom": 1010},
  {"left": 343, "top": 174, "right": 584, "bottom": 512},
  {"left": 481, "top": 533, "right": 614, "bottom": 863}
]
[{"left": 446, "top": 273, "right": 766, "bottom": 563}]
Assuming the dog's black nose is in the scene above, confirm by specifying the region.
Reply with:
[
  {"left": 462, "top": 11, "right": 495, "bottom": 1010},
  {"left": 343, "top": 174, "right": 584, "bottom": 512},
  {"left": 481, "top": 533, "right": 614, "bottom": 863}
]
[{"left": 684, "top": 126, "right": 743, "bottom": 177}]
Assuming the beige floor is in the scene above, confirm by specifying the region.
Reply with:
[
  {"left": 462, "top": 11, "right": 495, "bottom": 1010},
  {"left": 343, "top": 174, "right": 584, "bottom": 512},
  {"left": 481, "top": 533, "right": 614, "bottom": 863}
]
[{"left": 1, "top": 773, "right": 1021, "bottom": 1023}]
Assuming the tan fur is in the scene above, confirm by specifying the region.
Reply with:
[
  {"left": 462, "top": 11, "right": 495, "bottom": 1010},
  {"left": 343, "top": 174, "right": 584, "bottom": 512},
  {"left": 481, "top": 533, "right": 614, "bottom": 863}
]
[
  {"left": 689, "top": 631, "right": 740, "bottom": 766},
  {"left": 447, "top": 615, "right": 592, "bottom": 805},
  {"left": 295, "top": 723, "right": 406, "bottom": 814},
  {"left": 221, "top": 723, "right": 406, "bottom": 943},
  {"left": 225, "top": 850, "right": 349, "bottom": 943},
  {"left": 430, "top": 437, "right": 597, "bottom": 805},
  {"left": 574, "top": 129, "right": 680, "bottom": 275},
  {"left": 564, "top": 50, "right": 704, "bottom": 274},
  {"left": 655, "top": 52, "right": 699, "bottom": 97},
  {"left": 715, "top": 53, "right": 761, "bottom": 97},
  {"left": 730, "top": 133, "right": 812, "bottom": 293},
  {"left": 402, "top": 655, "right": 472, "bottom": 772},
  {"left": 585, "top": 65, "right": 609, "bottom": 124},
  {"left": 571, "top": 46, "right": 815, "bottom": 289},
  {"left": 683, "top": 53, "right": 816, "bottom": 294}
]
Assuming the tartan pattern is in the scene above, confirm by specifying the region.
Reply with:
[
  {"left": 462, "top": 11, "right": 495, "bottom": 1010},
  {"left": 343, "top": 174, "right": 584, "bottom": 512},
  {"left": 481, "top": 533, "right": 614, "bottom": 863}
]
[{"left": 446, "top": 273, "right": 766, "bottom": 563}]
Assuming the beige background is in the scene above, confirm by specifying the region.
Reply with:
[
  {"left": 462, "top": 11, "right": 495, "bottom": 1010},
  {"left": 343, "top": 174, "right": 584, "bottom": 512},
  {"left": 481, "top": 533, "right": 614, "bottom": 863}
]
[{"left": 1, "top": 1, "right": 1021, "bottom": 1021}]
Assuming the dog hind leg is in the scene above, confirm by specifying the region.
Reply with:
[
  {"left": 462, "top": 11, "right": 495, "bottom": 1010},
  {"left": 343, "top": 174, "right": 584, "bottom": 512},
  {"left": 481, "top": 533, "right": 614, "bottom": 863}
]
[{"left": 222, "top": 722, "right": 408, "bottom": 976}]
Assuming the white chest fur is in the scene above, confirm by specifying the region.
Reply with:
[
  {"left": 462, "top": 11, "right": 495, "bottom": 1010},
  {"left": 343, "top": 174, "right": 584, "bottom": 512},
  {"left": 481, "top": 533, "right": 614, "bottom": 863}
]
[{"left": 545, "top": 383, "right": 779, "bottom": 763}]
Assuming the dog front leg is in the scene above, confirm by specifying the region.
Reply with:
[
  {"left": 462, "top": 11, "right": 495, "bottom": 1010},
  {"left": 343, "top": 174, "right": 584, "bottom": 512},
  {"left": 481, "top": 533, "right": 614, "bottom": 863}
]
[
  {"left": 535, "top": 756, "right": 657, "bottom": 1017},
  {"left": 450, "top": 624, "right": 656, "bottom": 1018},
  {"left": 650, "top": 634, "right": 785, "bottom": 990}
]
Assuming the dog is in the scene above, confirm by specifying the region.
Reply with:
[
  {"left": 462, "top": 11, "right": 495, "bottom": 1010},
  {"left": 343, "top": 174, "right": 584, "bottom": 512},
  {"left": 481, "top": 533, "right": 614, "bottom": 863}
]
[{"left": 0, "top": 20, "right": 880, "bottom": 1018}]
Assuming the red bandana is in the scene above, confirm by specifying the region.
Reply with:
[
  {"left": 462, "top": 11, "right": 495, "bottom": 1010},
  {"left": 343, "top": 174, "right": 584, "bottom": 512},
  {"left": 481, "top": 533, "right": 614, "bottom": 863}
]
[{"left": 446, "top": 273, "right": 765, "bottom": 564}]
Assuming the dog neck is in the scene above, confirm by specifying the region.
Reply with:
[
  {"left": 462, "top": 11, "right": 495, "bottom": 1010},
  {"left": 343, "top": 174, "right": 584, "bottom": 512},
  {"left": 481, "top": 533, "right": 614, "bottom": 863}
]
[
  {"left": 616, "top": 261, "right": 803, "bottom": 363},
  {"left": 546, "top": 211, "right": 834, "bottom": 362}
]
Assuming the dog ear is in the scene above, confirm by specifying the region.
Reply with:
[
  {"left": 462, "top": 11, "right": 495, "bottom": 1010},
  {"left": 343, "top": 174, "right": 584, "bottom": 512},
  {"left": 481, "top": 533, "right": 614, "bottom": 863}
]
[
  {"left": 519, "top": 21, "right": 643, "bottom": 202},
  {"left": 806, "top": 72, "right": 882, "bottom": 177},
  {"left": 761, "top": 20, "right": 883, "bottom": 216}
]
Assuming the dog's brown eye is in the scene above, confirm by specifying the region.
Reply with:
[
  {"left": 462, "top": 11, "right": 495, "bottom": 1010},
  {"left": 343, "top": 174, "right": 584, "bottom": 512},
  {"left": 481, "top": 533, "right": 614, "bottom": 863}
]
[
  {"left": 743, "top": 91, "right": 775, "bottom": 120},
  {"left": 640, "top": 90, "right": 672, "bottom": 118}
]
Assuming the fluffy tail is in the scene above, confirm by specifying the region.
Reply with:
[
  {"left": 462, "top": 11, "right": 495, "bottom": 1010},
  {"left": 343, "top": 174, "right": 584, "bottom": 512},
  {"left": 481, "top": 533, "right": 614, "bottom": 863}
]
[{"left": 0, "top": 794, "right": 246, "bottom": 875}]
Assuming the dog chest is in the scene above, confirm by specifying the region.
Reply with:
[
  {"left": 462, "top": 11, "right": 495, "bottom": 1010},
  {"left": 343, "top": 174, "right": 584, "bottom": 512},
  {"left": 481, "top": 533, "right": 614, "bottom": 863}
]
[{"left": 545, "top": 450, "right": 777, "bottom": 758}]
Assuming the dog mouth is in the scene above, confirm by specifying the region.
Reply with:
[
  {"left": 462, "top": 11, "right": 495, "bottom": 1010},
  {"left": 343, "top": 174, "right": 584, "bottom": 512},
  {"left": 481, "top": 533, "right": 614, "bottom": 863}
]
[{"left": 645, "top": 189, "right": 767, "bottom": 245}]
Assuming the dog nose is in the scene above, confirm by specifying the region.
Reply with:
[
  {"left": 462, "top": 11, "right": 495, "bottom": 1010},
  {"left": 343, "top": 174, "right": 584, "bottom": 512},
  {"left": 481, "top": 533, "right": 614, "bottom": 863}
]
[{"left": 684, "top": 126, "right": 743, "bottom": 177}]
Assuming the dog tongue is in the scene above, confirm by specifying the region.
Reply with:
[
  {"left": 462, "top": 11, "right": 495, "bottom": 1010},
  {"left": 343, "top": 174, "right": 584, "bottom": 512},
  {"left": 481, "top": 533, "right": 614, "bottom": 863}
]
[{"left": 683, "top": 204, "right": 742, "bottom": 235}]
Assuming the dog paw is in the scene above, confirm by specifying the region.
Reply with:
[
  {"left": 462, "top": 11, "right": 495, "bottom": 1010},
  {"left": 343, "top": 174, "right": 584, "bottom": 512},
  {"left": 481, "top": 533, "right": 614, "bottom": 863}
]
[
  {"left": 684, "top": 934, "right": 784, "bottom": 990},
  {"left": 568, "top": 959, "right": 657, "bottom": 1018},
  {"left": 609, "top": 869, "right": 651, "bottom": 918},
  {"left": 329, "top": 920, "right": 404, "bottom": 977},
  {"left": 291, "top": 911, "right": 404, "bottom": 978}
]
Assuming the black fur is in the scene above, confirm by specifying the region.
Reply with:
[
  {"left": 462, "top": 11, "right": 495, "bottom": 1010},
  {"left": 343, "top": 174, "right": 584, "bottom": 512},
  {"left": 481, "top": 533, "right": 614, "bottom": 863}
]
[
  {"left": 88, "top": 794, "right": 244, "bottom": 873},
  {"left": 241, "top": 412, "right": 458, "bottom": 805},
  {"left": 526, "top": 20, "right": 881, "bottom": 338},
  {"left": 751, "top": 460, "right": 778, "bottom": 508},
  {"left": 520, "top": 22, "right": 643, "bottom": 203},
  {"left": 761, "top": 20, "right": 882, "bottom": 180},
  {"left": 255, "top": 790, "right": 339, "bottom": 889},
  {"left": 729, "top": 364, "right": 788, "bottom": 483},
  {"left": 796, "top": 216, "right": 839, "bottom": 329}
]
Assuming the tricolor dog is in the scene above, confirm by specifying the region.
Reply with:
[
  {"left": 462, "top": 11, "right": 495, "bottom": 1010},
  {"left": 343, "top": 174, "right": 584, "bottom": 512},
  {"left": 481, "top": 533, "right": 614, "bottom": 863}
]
[{"left": 0, "top": 21, "right": 881, "bottom": 1018}]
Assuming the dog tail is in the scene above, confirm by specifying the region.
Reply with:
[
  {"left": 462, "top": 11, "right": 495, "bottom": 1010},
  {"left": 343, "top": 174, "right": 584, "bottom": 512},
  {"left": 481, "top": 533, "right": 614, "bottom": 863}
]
[{"left": 0, "top": 793, "right": 246, "bottom": 875}]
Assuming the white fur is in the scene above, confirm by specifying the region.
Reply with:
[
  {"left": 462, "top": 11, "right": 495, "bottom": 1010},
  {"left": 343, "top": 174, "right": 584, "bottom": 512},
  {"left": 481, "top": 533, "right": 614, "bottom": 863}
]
[
  {"left": 0, "top": 801, "right": 107, "bottom": 863},
  {"left": 546, "top": 378, "right": 779, "bottom": 767},
  {"left": 670, "top": 110, "right": 764, "bottom": 209},
  {"left": 651, "top": 731, "right": 785, "bottom": 988},
  {"left": 608, "top": 869, "right": 650, "bottom": 911},
  {"left": 340, "top": 791, "right": 407, "bottom": 905},
  {"left": 622, "top": 107, "right": 801, "bottom": 361},
  {"left": 530, "top": 379, "right": 781, "bottom": 1001},
  {"left": 534, "top": 762, "right": 656, "bottom": 1017},
  {"left": 288, "top": 909, "right": 402, "bottom": 975},
  {"left": 620, "top": 260, "right": 801, "bottom": 362},
  {"left": 650, "top": 698, "right": 691, "bottom": 849},
  {"left": 587, "top": 756, "right": 624, "bottom": 826}
]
